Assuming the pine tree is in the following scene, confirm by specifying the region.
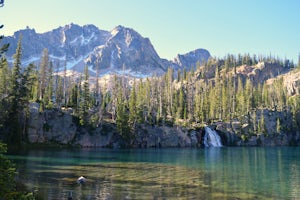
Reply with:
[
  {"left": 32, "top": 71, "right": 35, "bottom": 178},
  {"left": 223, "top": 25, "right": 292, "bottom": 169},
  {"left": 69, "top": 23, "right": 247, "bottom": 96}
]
[
  {"left": 79, "top": 66, "right": 90, "bottom": 126},
  {"left": 0, "top": 25, "right": 9, "bottom": 59},
  {"left": 236, "top": 77, "right": 245, "bottom": 115},
  {"left": 7, "top": 35, "right": 23, "bottom": 144},
  {"left": 166, "top": 68, "right": 174, "bottom": 121},
  {"left": 39, "top": 48, "right": 49, "bottom": 101},
  {"left": 0, "top": 58, "right": 9, "bottom": 98},
  {"left": 56, "top": 76, "right": 64, "bottom": 107},
  {"left": 214, "top": 66, "right": 222, "bottom": 120},
  {"left": 116, "top": 84, "right": 130, "bottom": 144},
  {"left": 0, "top": 20, "right": 10, "bottom": 133},
  {"left": 129, "top": 79, "right": 137, "bottom": 131},
  {"left": 63, "top": 61, "right": 68, "bottom": 106},
  {"left": 258, "top": 111, "right": 266, "bottom": 135},
  {"left": 252, "top": 111, "right": 257, "bottom": 133},
  {"left": 0, "top": 59, "right": 9, "bottom": 130},
  {"left": 221, "top": 78, "right": 228, "bottom": 120},
  {"left": 244, "top": 78, "right": 253, "bottom": 113},
  {"left": 177, "top": 70, "right": 181, "bottom": 82},
  {"left": 186, "top": 73, "right": 194, "bottom": 122},
  {"left": 177, "top": 86, "right": 185, "bottom": 119},
  {"left": 0, "top": 142, "right": 17, "bottom": 198},
  {"left": 262, "top": 83, "right": 269, "bottom": 107},
  {"left": 44, "top": 61, "right": 54, "bottom": 109}
]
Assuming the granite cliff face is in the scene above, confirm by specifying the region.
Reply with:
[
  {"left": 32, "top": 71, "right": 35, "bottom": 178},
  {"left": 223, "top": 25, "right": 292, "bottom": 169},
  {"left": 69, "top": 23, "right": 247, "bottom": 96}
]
[
  {"left": 173, "top": 48, "right": 210, "bottom": 70},
  {"left": 234, "top": 62, "right": 291, "bottom": 85},
  {"left": 27, "top": 103, "right": 300, "bottom": 147},
  {"left": 27, "top": 103, "right": 78, "bottom": 144},
  {"left": 215, "top": 109, "right": 300, "bottom": 146},
  {"left": 27, "top": 103, "right": 204, "bottom": 148},
  {"left": 266, "top": 68, "right": 300, "bottom": 96},
  {"left": 3, "top": 24, "right": 210, "bottom": 77}
]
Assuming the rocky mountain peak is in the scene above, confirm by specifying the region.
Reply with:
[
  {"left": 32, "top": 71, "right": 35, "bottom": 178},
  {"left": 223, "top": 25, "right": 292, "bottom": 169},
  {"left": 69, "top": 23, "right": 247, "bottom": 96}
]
[
  {"left": 174, "top": 48, "right": 211, "bottom": 69},
  {"left": 110, "top": 25, "right": 145, "bottom": 48},
  {"left": 3, "top": 24, "right": 211, "bottom": 77},
  {"left": 13, "top": 27, "right": 36, "bottom": 38}
]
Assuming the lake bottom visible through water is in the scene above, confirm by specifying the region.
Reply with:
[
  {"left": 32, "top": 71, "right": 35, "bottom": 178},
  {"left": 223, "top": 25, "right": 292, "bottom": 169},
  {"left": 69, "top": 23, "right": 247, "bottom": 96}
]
[{"left": 7, "top": 147, "right": 300, "bottom": 199}]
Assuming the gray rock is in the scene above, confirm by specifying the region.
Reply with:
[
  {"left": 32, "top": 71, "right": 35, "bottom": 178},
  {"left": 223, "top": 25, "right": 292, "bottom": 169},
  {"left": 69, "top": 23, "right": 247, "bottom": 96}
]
[
  {"left": 27, "top": 103, "right": 77, "bottom": 144},
  {"left": 3, "top": 24, "right": 210, "bottom": 78},
  {"left": 74, "top": 128, "right": 115, "bottom": 147}
]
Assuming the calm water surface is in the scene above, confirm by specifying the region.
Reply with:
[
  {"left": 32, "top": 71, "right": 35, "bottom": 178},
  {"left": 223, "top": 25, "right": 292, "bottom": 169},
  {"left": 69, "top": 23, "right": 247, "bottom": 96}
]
[{"left": 7, "top": 147, "right": 300, "bottom": 199}]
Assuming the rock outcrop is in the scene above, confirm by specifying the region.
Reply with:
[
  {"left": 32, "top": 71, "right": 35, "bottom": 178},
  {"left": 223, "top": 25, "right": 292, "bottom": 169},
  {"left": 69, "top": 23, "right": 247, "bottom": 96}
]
[
  {"left": 27, "top": 103, "right": 204, "bottom": 148},
  {"left": 27, "top": 103, "right": 300, "bottom": 148},
  {"left": 133, "top": 125, "right": 203, "bottom": 148},
  {"left": 267, "top": 69, "right": 300, "bottom": 96},
  {"left": 173, "top": 49, "right": 211, "bottom": 70},
  {"left": 215, "top": 109, "right": 300, "bottom": 146},
  {"left": 27, "top": 103, "right": 77, "bottom": 144}
]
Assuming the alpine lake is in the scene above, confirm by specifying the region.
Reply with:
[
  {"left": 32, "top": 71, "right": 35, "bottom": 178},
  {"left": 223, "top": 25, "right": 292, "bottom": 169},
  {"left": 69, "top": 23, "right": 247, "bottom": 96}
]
[{"left": 7, "top": 147, "right": 300, "bottom": 200}]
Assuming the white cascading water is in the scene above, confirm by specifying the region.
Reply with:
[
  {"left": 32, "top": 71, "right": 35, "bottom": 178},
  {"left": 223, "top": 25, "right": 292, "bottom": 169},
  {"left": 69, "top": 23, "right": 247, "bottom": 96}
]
[{"left": 204, "top": 126, "right": 222, "bottom": 147}]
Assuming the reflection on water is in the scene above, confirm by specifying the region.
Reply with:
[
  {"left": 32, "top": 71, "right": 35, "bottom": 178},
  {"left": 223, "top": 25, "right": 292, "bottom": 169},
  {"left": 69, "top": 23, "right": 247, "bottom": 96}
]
[{"left": 8, "top": 147, "right": 300, "bottom": 200}]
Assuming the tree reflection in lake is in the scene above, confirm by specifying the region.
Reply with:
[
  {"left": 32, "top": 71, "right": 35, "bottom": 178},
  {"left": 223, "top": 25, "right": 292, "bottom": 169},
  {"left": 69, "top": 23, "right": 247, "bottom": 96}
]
[{"left": 8, "top": 147, "right": 300, "bottom": 199}]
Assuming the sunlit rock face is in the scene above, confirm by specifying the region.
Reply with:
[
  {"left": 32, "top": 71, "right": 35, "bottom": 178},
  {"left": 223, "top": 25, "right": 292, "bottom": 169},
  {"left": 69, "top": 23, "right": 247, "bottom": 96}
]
[
  {"left": 173, "top": 48, "right": 211, "bottom": 70},
  {"left": 3, "top": 24, "right": 210, "bottom": 77}
]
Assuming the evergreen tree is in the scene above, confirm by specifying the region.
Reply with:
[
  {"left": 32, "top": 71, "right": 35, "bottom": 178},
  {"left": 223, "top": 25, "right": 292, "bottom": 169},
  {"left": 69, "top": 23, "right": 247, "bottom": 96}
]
[
  {"left": 44, "top": 61, "right": 54, "bottom": 109},
  {"left": 244, "top": 79, "right": 253, "bottom": 113},
  {"left": 221, "top": 78, "right": 228, "bottom": 120},
  {"left": 116, "top": 84, "right": 130, "bottom": 144},
  {"left": 262, "top": 83, "right": 269, "bottom": 107},
  {"left": 7, "top": 35, "right": 23, "bottom": 144},
  {"left": 56, "top": 76, "right": 64, "bottom": 107},
  {"left": 236, "top": 77, "right": 245, "bottom": 115},
  {"left": 258, "top": 111, "right": 266, "bottom": 135},
  {"left": 129, "top": 79, "right": 137, "bottom": 131},
  {"left": 38, "top": 48, "right": 49, "bottom": 101},
  {"left": 177, "top": 70, "right": 181, "bottom": 82},
  {"left": 79, "top": 66, "right": 90, "bottom": 126},
  {"left": 214, "top": 66, "right": 222, "bottom": 120},
  {"left": 177, "top": 86, "right": 185, "bottom": 119},
  {"left": 0, "top": 58, "right": 9, "bottom": 98},
  {"left": 0, "top": 25, "right": 9, "bottom": 59},
  {"left": 186, "top": 73, "right": 194, "bottom": 122}
]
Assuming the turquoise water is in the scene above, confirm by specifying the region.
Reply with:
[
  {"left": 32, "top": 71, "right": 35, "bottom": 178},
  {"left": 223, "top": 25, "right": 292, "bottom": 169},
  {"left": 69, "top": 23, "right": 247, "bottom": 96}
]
[{"left": 7, "top": 147, "right": 300, "bottom": 199}]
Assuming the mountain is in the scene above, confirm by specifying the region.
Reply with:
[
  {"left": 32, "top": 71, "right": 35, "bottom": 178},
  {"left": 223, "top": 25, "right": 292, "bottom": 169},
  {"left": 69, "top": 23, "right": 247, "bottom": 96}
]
[
  {"left": 2, "top": 23, "right": 211, "bottom": 77},
  {"left": 4, "top": 24, "right": 109, "bottom": 67},
  {"left": 173, "top": 48, "right": 210, "bottom": 70},
  {"left": 85, "top": 25, "right": 167, "bottom": 77}
]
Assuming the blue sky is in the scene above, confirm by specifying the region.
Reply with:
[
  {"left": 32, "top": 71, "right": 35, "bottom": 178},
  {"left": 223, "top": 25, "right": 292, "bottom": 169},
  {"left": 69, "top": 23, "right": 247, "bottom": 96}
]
[{"left": 0, "top": 0, "right": 299, "bottom": 61}]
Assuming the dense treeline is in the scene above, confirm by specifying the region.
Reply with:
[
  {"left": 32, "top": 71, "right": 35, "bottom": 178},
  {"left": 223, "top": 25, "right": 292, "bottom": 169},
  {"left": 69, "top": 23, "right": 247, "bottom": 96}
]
[
  {"left": 0, "top": 36, "right": 300, "bottom": 144},
  {"left": 0, "top": 3, "right": 36, "bottom": 198}
]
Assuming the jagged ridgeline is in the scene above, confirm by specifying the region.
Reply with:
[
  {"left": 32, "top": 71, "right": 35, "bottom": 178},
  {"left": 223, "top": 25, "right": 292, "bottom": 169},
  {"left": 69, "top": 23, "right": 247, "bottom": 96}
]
[
  {"left": 0, "top": 23, "right": 300, "bottom": 147},
  {"left": 2, "top": 23, "right": 210, "bottom": 77}
]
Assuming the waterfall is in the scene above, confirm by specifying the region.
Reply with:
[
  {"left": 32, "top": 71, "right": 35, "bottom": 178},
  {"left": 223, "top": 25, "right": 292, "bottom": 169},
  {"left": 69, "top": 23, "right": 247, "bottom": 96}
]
[{"left": 204, "top": 126, "right": 222, "bottom": 147}]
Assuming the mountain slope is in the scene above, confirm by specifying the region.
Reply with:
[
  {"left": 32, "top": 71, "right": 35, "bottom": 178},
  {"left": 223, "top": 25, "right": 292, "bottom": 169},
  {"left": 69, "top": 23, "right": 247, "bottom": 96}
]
[
  {"left": 4, "top": 24, "right": 109, "bottom": 67},
  {"left": 174, "top": 48, "right": 210, "bottom": 70},
  {"left": 85, "top": 25, "right": 168, "bottom": 77},
  {"left": 2, "top": 23, "right": 211, "bottom": 77}
]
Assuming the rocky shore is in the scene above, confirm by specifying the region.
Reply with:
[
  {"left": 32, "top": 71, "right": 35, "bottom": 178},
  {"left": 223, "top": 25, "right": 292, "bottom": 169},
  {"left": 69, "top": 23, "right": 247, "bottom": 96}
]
[{"left": 27, "top": 103, "right": 300, "bottom": 148}]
